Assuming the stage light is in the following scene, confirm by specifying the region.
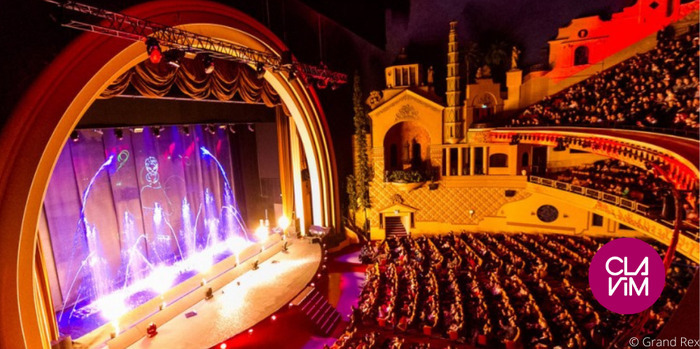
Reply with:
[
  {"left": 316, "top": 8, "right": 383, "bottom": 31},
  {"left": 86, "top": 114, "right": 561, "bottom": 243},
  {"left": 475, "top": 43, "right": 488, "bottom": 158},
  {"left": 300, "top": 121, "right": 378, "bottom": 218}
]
[
  {"left": 256, "top": 63, "right": 265, "bottom": 79},
  {"left": 248, "top": 329, "right": 254, "bottom": 334},
  {"left": 271, "top": 315, "right": 277, "bottom": 321},
  {"left": 207, "top": 124, "right": 217, "bottom": 135},
  {"left": 146, "top": 322, "right": 158, "bottom": 338},
  {"left": 205, "top": 287, "right": 214, "bottom": 300},
  {"left": 164, "top": 49, "right": 183, "bottom": 68},
  {"left": 247, "top": 123, "right": 255, "bottom": 132},
  {"left": 115, "top": 129, "right": 124, "bottom": 140},
  {"left": 203, "top": 54, "right": 215, "bottom": 74},
  {"left": 469, "top": 209, "right": 475, "bottom": 217},
  {"left": 228, "top": 125, "right": 236, "bottom": 134},
  {"left": 278, "top": 215, "right": 291, "bottom": 230},
  {"left": 288, "top": 70, "right": 297, "bottom": 81},
  {"left": 310, "top": 282, "right": 315, "bottom": 287},
  {"left": 331, "top": 83, "right": 340, "bottom": 91},
  {"left": 93, "top": 128, "right": 104, "bottom": 135},
  {"left": 152, "top": 127, "right": 161, "bottom": 138},
  {"left": 70, "top": 131, "right": 79, "bottom": 142},
  {"left": 220, "top": 344, "right": 227, "bottom": 349},
  {"left": 183, "top": 126, "right": 190, "bottom": 137},
  {"left": 146, "top": 38, "right": 162, "bottom": 64}
]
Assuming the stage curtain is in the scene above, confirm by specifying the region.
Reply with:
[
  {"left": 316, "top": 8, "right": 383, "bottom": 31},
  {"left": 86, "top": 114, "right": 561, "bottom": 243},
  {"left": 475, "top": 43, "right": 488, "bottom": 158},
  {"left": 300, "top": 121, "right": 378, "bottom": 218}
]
[
  {"left": 41, "top": 125, "right": 248, "bottom": 339},
  {"left": 100, "top": 58, "right": 282, "bottom": 108}
]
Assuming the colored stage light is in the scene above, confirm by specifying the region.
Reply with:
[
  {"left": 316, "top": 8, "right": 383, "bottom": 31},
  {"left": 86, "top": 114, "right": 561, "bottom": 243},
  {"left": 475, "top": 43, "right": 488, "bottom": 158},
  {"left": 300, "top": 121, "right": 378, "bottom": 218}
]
[
  {"left": 146, "top": 38, "right": 162, "bottom": 64},
  {"left": 146, "top": 322, "right": 158, "bottom": 337}
]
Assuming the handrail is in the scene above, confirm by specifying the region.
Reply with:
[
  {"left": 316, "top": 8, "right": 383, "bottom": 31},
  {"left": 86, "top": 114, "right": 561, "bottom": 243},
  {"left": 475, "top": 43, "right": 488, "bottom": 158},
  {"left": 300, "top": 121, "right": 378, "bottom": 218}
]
[{"left": 529, "top": 176, "right": 697, "bottom": 239}]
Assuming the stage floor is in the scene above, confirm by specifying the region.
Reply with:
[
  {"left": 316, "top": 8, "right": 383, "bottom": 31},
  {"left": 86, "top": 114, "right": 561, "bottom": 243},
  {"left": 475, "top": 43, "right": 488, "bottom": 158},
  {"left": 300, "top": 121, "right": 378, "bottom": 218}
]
[{"left": 126, "top": 238, "right": 321, "bottom": 349}]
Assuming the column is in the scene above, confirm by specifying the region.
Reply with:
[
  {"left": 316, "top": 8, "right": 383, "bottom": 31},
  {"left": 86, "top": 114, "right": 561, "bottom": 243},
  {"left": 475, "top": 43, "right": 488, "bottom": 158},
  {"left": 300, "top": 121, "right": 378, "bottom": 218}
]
[
  {"left": 457, "top": 146, "right": 463, "bottom": 176},
  {"left": 469, "top": 147, "right": 475, "bottom": 176}
]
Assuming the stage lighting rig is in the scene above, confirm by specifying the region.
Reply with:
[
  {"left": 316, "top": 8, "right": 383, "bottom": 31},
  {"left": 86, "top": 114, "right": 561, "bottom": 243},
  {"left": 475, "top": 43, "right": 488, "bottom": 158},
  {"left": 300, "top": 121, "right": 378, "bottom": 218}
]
[{"left": 44, "top": 0, "right": 348, "bottom": 88}]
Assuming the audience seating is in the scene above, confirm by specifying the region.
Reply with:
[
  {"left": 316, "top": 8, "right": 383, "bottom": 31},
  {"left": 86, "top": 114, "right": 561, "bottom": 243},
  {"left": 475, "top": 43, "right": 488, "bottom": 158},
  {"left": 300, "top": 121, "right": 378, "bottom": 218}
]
[{"left": 331, "top": 233, "right": 698, "bottom": 349}]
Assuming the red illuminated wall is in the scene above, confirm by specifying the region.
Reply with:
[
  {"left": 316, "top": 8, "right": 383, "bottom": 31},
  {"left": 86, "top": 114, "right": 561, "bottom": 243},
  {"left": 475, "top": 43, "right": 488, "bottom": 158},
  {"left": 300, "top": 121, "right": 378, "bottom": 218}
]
[{"left": 545, "top": 0, "right": 698, "bottom": 81}]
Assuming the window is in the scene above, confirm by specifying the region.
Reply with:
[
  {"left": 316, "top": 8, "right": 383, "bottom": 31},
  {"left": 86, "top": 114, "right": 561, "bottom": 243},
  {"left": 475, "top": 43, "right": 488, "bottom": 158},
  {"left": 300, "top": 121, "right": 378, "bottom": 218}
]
[
  {"left": 619, "top": 223, "right": 634, "bottom": 231},
  {"left": 462, "top": 148, "right": 470, "bottom": 175},
  {"left": 389, "top": 144, "right": 398, "bottom": 169},
  {"left": 574, "top": 46, "right": 589, "bottom": 66},
  {"left": 521, "top": 152, "right": 529, "bottom": 167},
  {"left": 489, "top": 153, "right": 508, "bottom": 168},
  {"left": 592, "top": 213, "right": 604, "bottom": 227},
  {"left": 474, "top": 147, "right": 484, "bottom": 175}
]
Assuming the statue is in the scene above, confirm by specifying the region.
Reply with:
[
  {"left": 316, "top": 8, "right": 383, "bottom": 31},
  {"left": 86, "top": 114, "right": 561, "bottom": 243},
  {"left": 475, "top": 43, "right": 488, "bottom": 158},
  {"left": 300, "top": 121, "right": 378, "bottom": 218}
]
[
  {"left": 476, "top": 67, "right": 483, "bottom": 79},
  {"left": 427, "top": 66, "right": 434, "bottom": 86},
  {"left": 477, "top": 65, "right": 491, "bottom": 79},
  {"left": 511, "top": 46, "right": 521, "bottom": 70}
]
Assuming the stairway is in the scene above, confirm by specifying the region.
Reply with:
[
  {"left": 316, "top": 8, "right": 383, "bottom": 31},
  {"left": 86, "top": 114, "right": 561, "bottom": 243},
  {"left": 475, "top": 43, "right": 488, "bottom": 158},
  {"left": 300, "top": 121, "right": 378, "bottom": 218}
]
[
  {"left": 385, "top": 216, "right": 407, "bottom": 238},
  {"left": 296, "top": 287, "right": 342, "bottom": 336}
]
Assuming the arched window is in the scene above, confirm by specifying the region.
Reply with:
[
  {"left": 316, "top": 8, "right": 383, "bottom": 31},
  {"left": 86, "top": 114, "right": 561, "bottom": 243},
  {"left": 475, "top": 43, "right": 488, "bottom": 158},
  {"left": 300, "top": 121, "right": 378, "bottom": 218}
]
[
  {"left": 489, "top": 153, "right": 508, "bottom": 168},
  {"left": 521, "top": 152, "right": 529, "bottom": 167},
  {"left": 574, "top": 46, "right": 589, "bottom": 66}
]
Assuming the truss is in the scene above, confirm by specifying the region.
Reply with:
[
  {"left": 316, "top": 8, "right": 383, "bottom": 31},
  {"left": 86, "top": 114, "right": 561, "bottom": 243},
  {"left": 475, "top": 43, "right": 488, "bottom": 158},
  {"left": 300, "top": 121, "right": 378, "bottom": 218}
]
[{"left": 46, "top": 0, "right": 347, "bottom": 86}]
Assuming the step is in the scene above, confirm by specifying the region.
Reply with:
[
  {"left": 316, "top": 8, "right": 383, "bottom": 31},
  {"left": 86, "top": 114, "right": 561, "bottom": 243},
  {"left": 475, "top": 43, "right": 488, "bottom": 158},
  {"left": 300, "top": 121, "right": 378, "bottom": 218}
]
[
  {"left": 310, "top": 302, "right": 333, "bottom": 323},
  {"left": 301, "top": 292, "right": 323, "bottom": 313},
  {"left": 320, "top": 311, "right": 341, "bottom": 334}
]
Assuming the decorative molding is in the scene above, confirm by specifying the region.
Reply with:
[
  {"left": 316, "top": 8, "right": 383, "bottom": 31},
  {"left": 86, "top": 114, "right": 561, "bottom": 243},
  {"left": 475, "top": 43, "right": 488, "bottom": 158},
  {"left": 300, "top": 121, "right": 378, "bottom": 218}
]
[{"left": 394, "top": 104, "right": 419, "bottom": 122}]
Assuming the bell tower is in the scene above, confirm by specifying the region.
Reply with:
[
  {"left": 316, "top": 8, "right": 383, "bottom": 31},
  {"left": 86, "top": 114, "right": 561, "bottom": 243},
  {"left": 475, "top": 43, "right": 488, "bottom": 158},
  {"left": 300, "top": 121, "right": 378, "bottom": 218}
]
[{"left": 443, "top": 21, "right": 463, "bottom": 144}]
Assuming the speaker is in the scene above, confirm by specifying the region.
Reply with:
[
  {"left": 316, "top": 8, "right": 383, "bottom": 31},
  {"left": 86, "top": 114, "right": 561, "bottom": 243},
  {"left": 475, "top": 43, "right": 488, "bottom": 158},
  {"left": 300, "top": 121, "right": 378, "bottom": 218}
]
[{"left": 505, "top": 190, "right": 517, "bottom": 197}]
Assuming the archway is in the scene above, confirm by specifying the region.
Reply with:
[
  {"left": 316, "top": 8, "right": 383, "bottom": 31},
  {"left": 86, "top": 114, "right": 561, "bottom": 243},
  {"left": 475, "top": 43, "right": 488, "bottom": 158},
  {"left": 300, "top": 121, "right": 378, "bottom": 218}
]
[
  {"left": 382, "top": 121, "right": 431, "bottom": 173},
  {"left": 0, "top": 1, "right": 339, "bottom": 347}
]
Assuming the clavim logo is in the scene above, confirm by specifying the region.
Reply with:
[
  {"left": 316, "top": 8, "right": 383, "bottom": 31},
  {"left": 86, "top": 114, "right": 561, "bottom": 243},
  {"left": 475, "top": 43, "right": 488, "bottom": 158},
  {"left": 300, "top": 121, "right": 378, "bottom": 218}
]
[
  {"left": 589, "top": 238, "right": 665, "bottom": 314},
  {"left": 606, "top": 256, "right": 648, "bottom": 296}
]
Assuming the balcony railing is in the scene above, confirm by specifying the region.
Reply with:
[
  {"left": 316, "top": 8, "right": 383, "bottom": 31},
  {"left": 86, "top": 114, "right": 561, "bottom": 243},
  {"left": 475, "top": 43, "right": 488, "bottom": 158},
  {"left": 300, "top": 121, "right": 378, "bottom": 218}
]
[{"left": 528, "top": 176, "right": 700, "bottom": 240}]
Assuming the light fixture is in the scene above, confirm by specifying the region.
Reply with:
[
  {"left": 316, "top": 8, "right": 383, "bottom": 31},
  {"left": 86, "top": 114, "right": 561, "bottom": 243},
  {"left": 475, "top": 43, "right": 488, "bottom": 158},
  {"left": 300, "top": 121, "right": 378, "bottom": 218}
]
[
  {"left": 247, "top": 123, "right": 254, "bottom": 132},
  {"left": 256, "top": 63, "right": 265, "bottom": 79},
  {"left": 205, "top": 287, "right": 214, "bottom": 300},
  {"left": 152, "top": 127, "right": 161, "bottom": 138},
  {"left": 271, "top": 315, "right": 277, "bottom": 321},
  {"left": 115, "top": 129, "right": 124, "bottom": 140},
  {"left": 146, "top": 38, "right": 162, "bottom": 64},
  {"left": 93, "top": 128, "right": 103, "bottom": 135},
  {"left": 206, "top": 124, "right": 217, "bottom": 135},
  {"left": 278, "top": 215, "right": 291, "bottom": 230},
  {"left": 228, "top": 124, "right": 236, "bottom": 134},
  {"left": 202, "top": 54, "right": 215, "bottom": 74},
  {"left": 146, "top": 322, "right": 158, "bottom": 338},
  {"left": 288, "top": 69, "right": 297, "bottom": 81},
  {"left": 70, "top": 130, "right": 80, "bottom": 142},
  {"left": 164, "top": 49, "right": 183, "bottom": 68},
  {"left": 182, "top": 126, "right": 190, "bottom": 137}
]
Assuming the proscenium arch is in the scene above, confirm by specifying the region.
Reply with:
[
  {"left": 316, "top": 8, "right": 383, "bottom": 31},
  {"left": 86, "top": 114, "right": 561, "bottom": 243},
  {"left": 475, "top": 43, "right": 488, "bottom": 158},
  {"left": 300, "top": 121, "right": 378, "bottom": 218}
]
[{"left": 0, "top": 1, "right": 340, "bottom": 347}]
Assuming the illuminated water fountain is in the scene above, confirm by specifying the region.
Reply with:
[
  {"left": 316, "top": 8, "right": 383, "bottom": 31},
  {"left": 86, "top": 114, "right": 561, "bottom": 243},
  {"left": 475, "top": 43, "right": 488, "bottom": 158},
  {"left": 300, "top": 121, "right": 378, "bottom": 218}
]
[{"left": 56, "top": 146, "right": 253, "bottom": 339}]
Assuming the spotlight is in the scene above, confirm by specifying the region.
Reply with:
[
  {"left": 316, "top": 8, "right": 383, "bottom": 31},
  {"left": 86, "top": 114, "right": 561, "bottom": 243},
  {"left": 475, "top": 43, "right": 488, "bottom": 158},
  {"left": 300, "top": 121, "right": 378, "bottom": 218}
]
[
  {"left": 553, "top": 138, "right": 567, "bottom": 152},
  {"left": 278, "top": 215, "right": 291, "bottom": 230},
  {"left": 152, "top": 127, "right": 161, "bottom": 138},
  {"left": 271, "top": 315, "right": 277, "bottom": 321},
  {"left": 93, "top": 129, "right": 104, "bottom": 135},
  {"left": 183, "top": 126, "right": 190, "bottom": 137},
  {"left": 70, "top": 130, "right": 79, "bottom": 142},
  {"left": 256, "top": 63, "right": 265, "bottom": 79},
  {"left": 310, "top": 282, "right": 315, "bottom": 288},
  {"left": 248, "top": 329, "right": 254, "bottom": 334},
  {"left": 247, "top": 123, "right": 255, "bottom": 132},
  {"left": 115, "top": 129, "right": 124, "bottom": 141},
  {"left": 203, "top": 54, "right": 215, "bottom": 74},
  {"left": 164, "top": 49, "right": 183, "bottom": 68},
  {"left": 146, "top": 38, "right": 162, "bottom": 64},
  {"left": 220, "top": 344, "right": 227, "bottom": 349},
  {"left": 228, "top": 125, "right": 236, "bottom": 134},
  {"left": 206, "top": 124, "right": 217, "bottom": 135},
  {"left": 146, "top": 322, "right": 158, "bottom": 338}
]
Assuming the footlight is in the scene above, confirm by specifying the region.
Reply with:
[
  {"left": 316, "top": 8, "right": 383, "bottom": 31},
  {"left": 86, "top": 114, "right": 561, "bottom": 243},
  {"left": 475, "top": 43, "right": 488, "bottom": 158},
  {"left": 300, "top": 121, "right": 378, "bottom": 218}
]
[
  {"left": 146, "top": 322, "right": 158, "bottom": 338},
  {"left": 205, "top": 287, "right": 214, "bottom": 300}
]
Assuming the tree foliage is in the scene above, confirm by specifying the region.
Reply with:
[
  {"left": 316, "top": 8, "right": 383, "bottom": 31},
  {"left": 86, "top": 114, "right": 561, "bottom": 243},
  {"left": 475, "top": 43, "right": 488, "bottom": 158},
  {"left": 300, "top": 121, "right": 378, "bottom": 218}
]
[{"left": 352, "top": 72, "right": 372, "bottom": 212}]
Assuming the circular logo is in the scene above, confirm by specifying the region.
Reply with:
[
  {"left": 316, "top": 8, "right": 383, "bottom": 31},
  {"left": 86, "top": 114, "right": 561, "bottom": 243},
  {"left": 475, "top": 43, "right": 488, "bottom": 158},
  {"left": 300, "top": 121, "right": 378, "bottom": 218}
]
[{"left": 588, "top": 238, "right": 665, "bottom": 314}]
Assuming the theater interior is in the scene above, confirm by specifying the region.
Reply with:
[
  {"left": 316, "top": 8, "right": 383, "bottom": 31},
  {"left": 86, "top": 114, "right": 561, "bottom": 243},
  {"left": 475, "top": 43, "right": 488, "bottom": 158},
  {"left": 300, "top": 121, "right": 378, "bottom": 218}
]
[{"left": 0, "top": 0, "right": 698, "bottom": 348}]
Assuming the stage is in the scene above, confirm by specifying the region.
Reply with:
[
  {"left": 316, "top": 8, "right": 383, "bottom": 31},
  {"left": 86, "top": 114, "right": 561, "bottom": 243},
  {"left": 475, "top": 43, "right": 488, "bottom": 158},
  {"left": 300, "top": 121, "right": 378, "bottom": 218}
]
[{"left": 71, "top": 237, "right": 321, "bottom": 348}]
